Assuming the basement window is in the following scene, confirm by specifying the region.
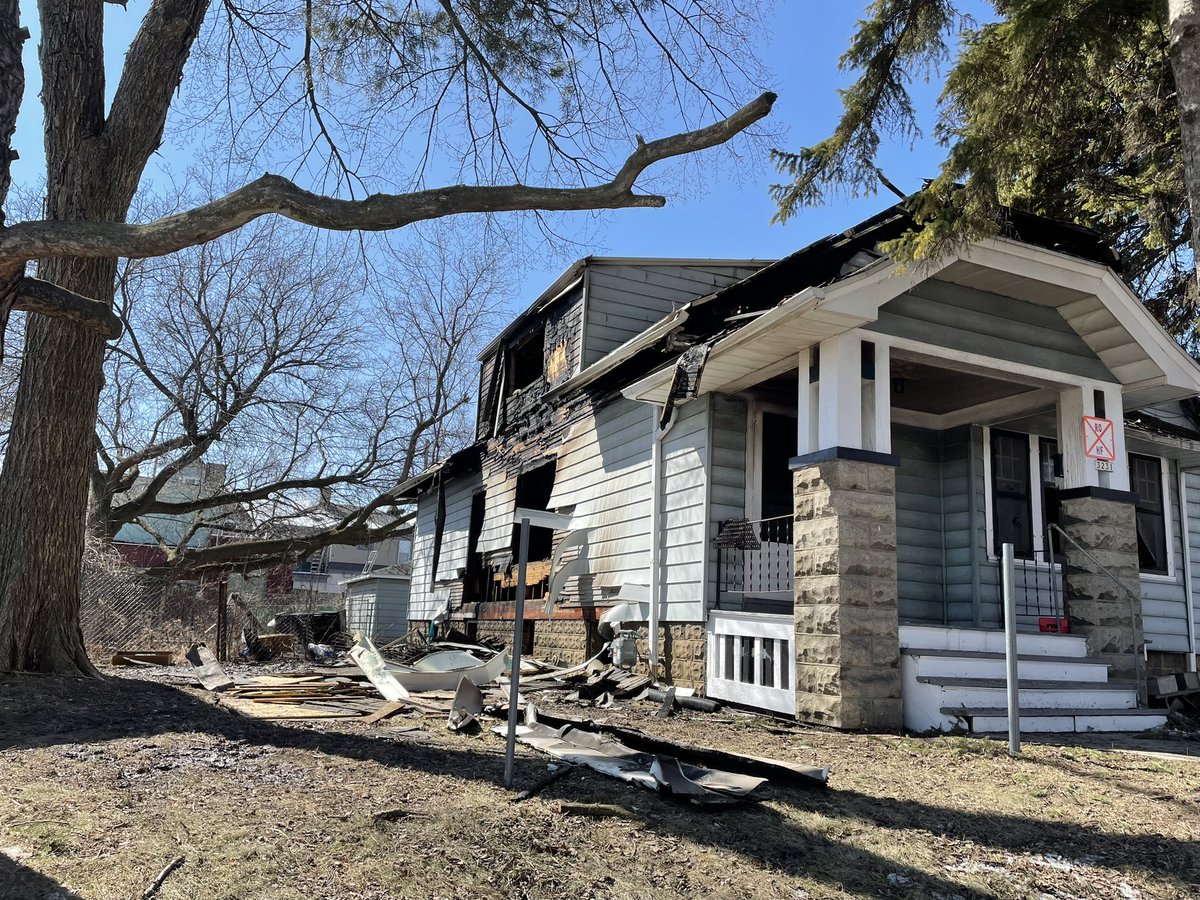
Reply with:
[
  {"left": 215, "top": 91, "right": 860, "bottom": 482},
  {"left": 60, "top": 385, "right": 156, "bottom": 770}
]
[
  {"left": 512, "top": 461, "right": 557, "bottom": 560},
  {"left": 506, "top": 326, "right": 545, "bottom": 396}
]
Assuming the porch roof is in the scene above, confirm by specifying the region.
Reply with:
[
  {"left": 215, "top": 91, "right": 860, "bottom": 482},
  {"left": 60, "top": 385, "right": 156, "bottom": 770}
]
[{"left": 622, "top": 237, "right": 1200, "bottom": 412}]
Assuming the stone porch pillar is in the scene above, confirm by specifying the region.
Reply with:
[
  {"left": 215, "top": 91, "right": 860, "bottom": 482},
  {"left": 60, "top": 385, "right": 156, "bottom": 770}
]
[
  {"left": 792, "top": 449, "right": 902, "bottom": 730},
  {"left": 1058, "top": 488, "right": 1147, "bottom": 698}
]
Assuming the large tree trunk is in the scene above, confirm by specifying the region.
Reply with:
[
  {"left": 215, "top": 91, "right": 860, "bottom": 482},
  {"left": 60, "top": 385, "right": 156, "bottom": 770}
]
[
  {"left": 0, "top": 284, "right": 109, "bottom": 675},
  {"left": 0, "top": 0, "right": 209, "bottom": 674},
  {"left": 0, "top": 0, "right": 117, "bottom": 675},
  {"left": 1170, "top": 1, "right": 1200, "bottom": 277}
]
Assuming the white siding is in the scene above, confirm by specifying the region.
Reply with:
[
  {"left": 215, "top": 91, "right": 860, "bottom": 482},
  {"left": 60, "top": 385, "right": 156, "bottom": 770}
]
[
  {"left": 346, "top": 579, "right": 411, "bottom": 641},
  {"left": 659, "top": 397, "right": 710, "bottom": 621},
  {"left": 435, "top": 471, "right": 483, "bottom": 581},
  {"left": 478, "top": 456, "right": 520, "bottom": 556},
  {"left": 1141, "top": 458, "right": 1189, "bottom": 652},
  {"left": 546, "top": 398, "right": 654, "bottom": 605},
  {"left": 409, "top": 491, "right": 439, "bottom": 620},
  {"left": 1184, "top": 472, "right": 1200, "bottom": 658}
]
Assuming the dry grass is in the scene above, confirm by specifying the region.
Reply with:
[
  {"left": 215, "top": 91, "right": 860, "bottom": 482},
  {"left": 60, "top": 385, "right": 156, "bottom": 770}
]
[{"left": 1, "top": 669, "right": 1198, "bottom": 899}]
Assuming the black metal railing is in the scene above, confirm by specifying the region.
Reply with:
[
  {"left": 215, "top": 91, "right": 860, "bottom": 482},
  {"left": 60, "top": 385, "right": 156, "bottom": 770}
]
[
  {"left": 1009, "top": 547, "right": 1068, "bottom": 629},
  {"left": 714, "top": 515, "right": 793, "bottom": 610}
]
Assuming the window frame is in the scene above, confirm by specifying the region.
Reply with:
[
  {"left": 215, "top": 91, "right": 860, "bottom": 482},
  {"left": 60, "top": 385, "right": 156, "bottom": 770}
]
[
  {"left": 1129, "top": 452, "right": 1175, "bottom": 579},
  {"left": 745, "top": 400, "right": 798, "bottom": 523}
]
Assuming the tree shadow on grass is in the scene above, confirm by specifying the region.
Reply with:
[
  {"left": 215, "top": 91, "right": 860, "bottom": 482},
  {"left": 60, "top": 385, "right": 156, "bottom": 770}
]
[
  {"left": 3, "top": 673, "right": 1196, "bottom": 897},
  {"left": 0, "top": 852, "right": 84, "bottom": 900}
]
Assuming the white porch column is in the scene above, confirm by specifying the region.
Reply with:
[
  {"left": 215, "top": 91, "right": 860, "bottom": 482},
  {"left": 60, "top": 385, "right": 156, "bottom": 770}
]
[
  {"left": 1098, "top": 384, "right": 1130, "bottom": 491},
  {"left": 1059, "top": 386, "right": 1100, "bottom": 490},
  {"left": 867, "top": 341, "right": 891, "bottom": 455},
  {"left": 796, "top": 348, "right": 817, "bottom": 455},
  {"left": 816, "top": 334, "right": 863, "bottom": 450},
  {"left": 1058, "top": 384, "right": 1129, "bottom": 491}
]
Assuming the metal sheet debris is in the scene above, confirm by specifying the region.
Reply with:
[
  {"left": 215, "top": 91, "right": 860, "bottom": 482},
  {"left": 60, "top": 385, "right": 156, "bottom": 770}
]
[
  {"left": 386, "top": 647, "right": 510, "bottom": 693},
  {"left": 185, "top": 643, "right": 235, "bottom": 692},
  {"left": 496, "top": 721, "right": 766, "bottom": 805},
  {"left": 530, "top": 710, "right": 830, "bottom": 789},
  {"left": 349, "top": 635, "right": 411, "bottom": 701},
  {"left": 447, "top": 675, "right": 484, "bottom": 732}
]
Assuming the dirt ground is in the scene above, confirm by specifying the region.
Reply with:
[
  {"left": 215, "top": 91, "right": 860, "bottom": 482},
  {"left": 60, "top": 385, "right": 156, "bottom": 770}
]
[{"left": 1, "top": 666, "right": 1198, "bottom": 900}]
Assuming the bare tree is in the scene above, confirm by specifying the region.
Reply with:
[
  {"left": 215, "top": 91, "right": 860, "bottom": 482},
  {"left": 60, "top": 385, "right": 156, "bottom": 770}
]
[
  {"left": 0, "top": 0, "right": 773, "bottom": 674},
  {"left": 91, "top": 216, "right": 507, "bottom": 574}
]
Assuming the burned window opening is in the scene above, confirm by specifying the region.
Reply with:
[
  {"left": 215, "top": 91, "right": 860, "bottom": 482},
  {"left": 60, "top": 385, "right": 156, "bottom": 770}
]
[
  {"left": 506, "top": 325, "right": 545, "bottom": 396},
  {"left": 513, "top": 461, "right": 557, "bottom": 561}
]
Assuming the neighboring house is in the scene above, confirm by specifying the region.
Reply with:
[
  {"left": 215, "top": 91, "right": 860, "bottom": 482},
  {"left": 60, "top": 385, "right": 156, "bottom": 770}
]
[
  {"left": 112, "top": 462, "right": 230, "bottom": 566},
  {"left": 400, "top": 212, "right": 1200, "bottom": 734},
  {"left": 288, "top": 505, "right": 412, "bottom": 597}
]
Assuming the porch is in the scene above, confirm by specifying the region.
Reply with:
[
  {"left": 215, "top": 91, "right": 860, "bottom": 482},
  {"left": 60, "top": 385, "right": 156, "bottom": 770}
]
[{"left": 623, "top": 246, "right": 1200, "bottom": 730}]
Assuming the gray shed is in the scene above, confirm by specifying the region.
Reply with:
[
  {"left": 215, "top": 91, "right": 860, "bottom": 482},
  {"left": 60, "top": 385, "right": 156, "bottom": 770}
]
[{"left": 341, "top": 564, "right": 412, "bottom": 642}]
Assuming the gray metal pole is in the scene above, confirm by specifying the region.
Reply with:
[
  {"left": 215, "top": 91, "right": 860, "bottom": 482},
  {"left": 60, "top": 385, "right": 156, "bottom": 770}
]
[
  {"left": 503, "top": 517, "right": 531, "bottom": 789},
  {"left": 1001, "top": 542, "right": 1021, "bottom": 754}
]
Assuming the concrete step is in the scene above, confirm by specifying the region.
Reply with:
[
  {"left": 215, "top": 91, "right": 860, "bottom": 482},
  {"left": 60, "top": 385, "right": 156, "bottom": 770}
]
[
  {"left": 919, "top": 676, "right": 1139, "bottom": 711},
  {"left": 942, "top": 706, "right": 1168, "bottom": 734},
  {"left": 901, "top": 648, "right": 1109, "bottom": 682},
  {"left": 899, "top": 624, "right": 1088, "bottom": 658}
]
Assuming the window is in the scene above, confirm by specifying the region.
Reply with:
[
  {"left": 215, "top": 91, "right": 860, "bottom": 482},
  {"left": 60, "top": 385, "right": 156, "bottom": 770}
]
[
  {"left": 991, "top": 430, "right": 1034, "bottom": 558},
  {"left": 506, "top": 326, "right": 544, "bottom": 396},
  {"left": 512, "top": 461, "right": 557, "bottom": 560},
  {"left": 1130, "top": 454, "right": 1168, "bottom": 574}
]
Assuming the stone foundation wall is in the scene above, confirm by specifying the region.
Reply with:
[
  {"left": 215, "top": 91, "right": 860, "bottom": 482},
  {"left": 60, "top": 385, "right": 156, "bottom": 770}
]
[
  {"left": 792, "top": 456, "right": 902, "bottom": 731},
  {"left": 1059, "top": 493, "right": 1146, "bottom": 697},
  {"left": 626, "top": 623, "right": 706, "bottom": 692},
  {"left": 531, "top": 619, "right": 598, "bottom": 667}
]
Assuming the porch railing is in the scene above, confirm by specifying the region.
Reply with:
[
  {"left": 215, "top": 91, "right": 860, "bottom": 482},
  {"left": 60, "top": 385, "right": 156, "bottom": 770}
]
[
  {"left": 1008, "top": 547, "right": 1068, "bottom": 629},
  {"left": 714, "top": 515, "right": 793, "bottom": 610}
]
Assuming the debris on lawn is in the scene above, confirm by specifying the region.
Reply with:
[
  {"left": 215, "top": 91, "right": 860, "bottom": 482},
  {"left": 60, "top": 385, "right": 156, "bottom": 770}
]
[
  {"left": 185, "top": 643, "right": 235, "bottom": 692},
  {"left": 386, "top": 645, "right": 510, "bottom": 693},
  {"left": 527, "top": 708, "right": 830, "bottom": 789},
  {"left": 111, "top": 650, "right": 175, "bottom": 667},
  {"left": 141, "top": 854, "right": 185, "bottom": 900},
  {"left": 447, "top": 675, "right": 484, "bottom": 733},
  {"left": 554, "top": 800, "right": 639, "bottom": 820},
  {"left": 349, "top": 634, "right": 411, "bottom": 701},
  {"left": 495, "top": 718, "right": 766, "bottom": 806}
]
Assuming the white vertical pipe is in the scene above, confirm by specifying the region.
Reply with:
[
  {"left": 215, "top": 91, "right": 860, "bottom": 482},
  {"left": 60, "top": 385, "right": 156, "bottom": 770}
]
[
  {"left": 1002, "top": 542, "right": 1021, "bottom": 755},
  {"left": 649, "top": 404, "right": 680, "bottom": 676}
]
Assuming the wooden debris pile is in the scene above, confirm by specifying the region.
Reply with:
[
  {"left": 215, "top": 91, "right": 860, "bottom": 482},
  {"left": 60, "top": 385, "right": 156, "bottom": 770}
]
[{"left": 1150, "top": 671, "right": 1200, "bottom": 718}]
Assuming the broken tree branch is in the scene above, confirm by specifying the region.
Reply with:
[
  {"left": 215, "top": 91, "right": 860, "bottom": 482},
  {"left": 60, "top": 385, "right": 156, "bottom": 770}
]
[{"left": 0, "top": 92, "right": 777, "bottom": 263}]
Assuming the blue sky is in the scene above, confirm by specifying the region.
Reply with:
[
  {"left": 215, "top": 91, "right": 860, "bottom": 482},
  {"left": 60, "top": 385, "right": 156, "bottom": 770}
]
[{"left": 8, "top": 2, "right": 984, "bottom": 311}]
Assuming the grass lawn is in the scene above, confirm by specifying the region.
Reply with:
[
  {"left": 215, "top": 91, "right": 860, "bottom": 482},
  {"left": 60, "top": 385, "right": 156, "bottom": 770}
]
[{"left": 1, "top": 668, "right": 1198, "bottom": 899}]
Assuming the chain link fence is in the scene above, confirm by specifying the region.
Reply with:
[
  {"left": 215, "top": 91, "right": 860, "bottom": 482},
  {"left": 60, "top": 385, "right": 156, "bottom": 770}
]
[{"left": 79, "top": 542, "right": 349, "bottom": 664}]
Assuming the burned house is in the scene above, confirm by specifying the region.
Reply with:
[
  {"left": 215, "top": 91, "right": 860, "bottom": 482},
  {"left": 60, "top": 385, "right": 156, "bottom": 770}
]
[{"left": 400, "top": 203, "right": 1200, "bottom": 733}]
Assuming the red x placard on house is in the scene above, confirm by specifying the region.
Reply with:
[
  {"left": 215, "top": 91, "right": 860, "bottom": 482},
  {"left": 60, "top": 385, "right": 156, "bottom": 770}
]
[{"left": 1082, "top": 416, "right": 1116, "bottom": 461}]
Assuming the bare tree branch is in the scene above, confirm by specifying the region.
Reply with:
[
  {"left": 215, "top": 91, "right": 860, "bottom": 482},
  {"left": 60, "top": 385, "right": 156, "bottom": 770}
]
[{"left": 0, "top": 92, "right": 777, "bottom": 263}]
